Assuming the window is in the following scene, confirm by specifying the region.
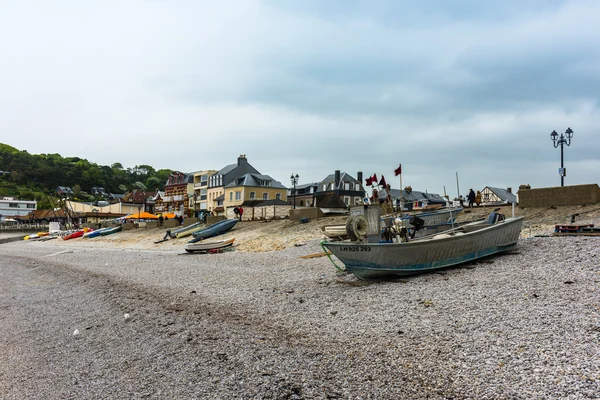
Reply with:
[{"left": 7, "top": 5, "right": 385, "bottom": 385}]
[
  {"left": 27, "top": 204, "right": 35, "bottom": 208},
  {"left": 201, "top": 175, "right": 208, "bottom": 186},
  {"left": 235, "top": 191, "right": 241, "bottom": 201},
  {"left": 276, "top": 193, "right": 281, "bottom": 200},
  {"left": 345, "top": 182, "right": 350, "bottom": 190},
  {"left": 261, "top": 180, "right": 271, "bottom": 186},
  {"left": 344, "top": 196, "right": 349, "bottom": 205},
  {"left": 200, "top": 189, "right": 207, "bottom": 200},
  {"left": 250, "top": 192, "right": 256, "bottom": 200},
  {"left": 229, "top": 192, "right": 233, "bottom": 201},
  {"left": 262, "top": 193, "right": 268, "bottom": 200},
  {"left": 9, "top": 203, "right": 17, "bottom": 208}
]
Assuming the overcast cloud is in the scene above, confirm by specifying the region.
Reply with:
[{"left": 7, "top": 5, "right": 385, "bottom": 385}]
[{"left": 1, "top": 0, "right": 598, "bottom": 197}]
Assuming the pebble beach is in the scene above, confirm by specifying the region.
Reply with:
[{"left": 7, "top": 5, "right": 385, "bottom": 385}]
[{"left": 1, "top": 205, "right": 599, "bottom": 399}]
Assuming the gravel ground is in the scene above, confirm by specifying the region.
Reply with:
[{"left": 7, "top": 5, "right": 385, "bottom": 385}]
[{"left": 1, "top": 216, "right": 599, "bottom": 399}]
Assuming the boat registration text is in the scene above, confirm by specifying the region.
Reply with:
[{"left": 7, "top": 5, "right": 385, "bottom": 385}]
[{"left": 339, "top": 246, "right": 371, "bottom": 252}]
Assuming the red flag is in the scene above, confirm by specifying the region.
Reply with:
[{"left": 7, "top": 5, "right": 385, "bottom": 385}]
[
  {"left": 379, "top": 175, "right": 387, "bottom": 188},
  {"left": 371, "top": 173, "right": 378, "bottom": 183},
  {"left": 394, "top": 164, "right": 402, "bottom": 176},
  {"left": 365, "top": 176, "right": 373, "bottom": 186}
]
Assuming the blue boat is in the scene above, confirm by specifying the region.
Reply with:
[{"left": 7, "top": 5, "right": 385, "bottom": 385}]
[{"left": 188, "top": 219, "right": 238, "bottom": 243}]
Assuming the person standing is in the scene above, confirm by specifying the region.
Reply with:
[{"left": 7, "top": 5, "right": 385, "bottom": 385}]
[
  {"left": 475, "top": 190, "right": 482, "bottom": 207},
  {"left": 467, "top": 189, "right": 476, "bottom": 208},
  {"left": 238, "top": 206, "right": 244, "bottom": 221}
]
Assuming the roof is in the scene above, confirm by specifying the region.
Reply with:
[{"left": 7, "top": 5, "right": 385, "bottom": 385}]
[
  {"left": 225, "top": 173, "right": 287, "bottom": 189},
  {"left": 295, "top": 182, "right": 318, "bottom": 190},
  {"left": 320, "top": 172, "right": 361, "bottom": 186},
  {"left": 485, "top": 187, "right": 517, "bottom": 203},
  {"left": 380, "top": 189, "right": 447, "bottom": 204},
  {"left": 217, "top": 163, "right": 237, "bottom": 176}
]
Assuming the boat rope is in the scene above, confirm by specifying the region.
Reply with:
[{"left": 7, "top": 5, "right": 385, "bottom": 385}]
[{"left": 319, "top": 240, "right": 346, "bottom": 272}]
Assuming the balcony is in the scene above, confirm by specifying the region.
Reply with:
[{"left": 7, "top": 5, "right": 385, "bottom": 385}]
[
  {"left": 173, "top": 195, "right": 184, "bottom": 201},
  {"left": 163, "top": 196, "right": 173, "bottom": 202},
  {"left": 194, "top": 182, "right": 207, "bottom": 188}
]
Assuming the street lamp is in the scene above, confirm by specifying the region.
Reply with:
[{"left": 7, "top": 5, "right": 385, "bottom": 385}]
[
  {"left": 290, "top": 173, "right": 299, "bottom": 209},
  {"left": 550, "top": 127, "right": 574, "bottom": 187}
]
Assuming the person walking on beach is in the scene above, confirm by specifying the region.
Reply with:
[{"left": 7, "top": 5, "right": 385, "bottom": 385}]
[
  {"left": 233, "top": 206, "right": 239, "bottom": 219},
  {"left": 475, "top": 190, "right": 482, "bottom": 207},
  {"left": 467, "top": 189, "right": 476, "bottom": 208},
  {"left": 238, "top": 206, "right": 244, "bottom": 221}
]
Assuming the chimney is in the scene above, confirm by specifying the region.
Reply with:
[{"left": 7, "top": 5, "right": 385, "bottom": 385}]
[
  {"left": 237, "top": 154, "right": 247, "bottom": 166},
  {"left": 335, "top": 170, "right": 340, "bottom": 189},
  {"left": 357, "top": 171, "right": 363, "bottom": 184},
  {"left": 507, "top": 187, "right": 512, "bottom": 193}
]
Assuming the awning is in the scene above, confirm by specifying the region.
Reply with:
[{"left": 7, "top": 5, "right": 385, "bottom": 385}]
[{"left": 123, "top": 211, "right": 159, "bottom": 220}]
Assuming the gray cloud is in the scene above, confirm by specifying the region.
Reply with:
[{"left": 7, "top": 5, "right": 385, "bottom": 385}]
[{"left": 0, "top": 0, "right": 598, "bottom": 197}]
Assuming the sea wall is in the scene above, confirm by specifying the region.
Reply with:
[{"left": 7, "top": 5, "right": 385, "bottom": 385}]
[{"left": 518, "top": 184, "right": 600, "bottom": 208}]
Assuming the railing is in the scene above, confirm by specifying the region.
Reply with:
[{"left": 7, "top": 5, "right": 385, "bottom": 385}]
[
  {"left": 173, "top": 195, "right": 184, "bottom": 201},
  {"left": 163, "top": 196, "right": 172, "bottom": 202},
  {"left": 194, "top": 182, "right": 207, "bottom": 188}
]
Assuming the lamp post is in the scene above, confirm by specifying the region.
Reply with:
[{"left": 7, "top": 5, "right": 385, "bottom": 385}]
[
  {"left": 550, "top": 127, "right": 574, "bottom": 187},
  {"left": 290, "top": 173, "right": 299, "bottom": 209}
]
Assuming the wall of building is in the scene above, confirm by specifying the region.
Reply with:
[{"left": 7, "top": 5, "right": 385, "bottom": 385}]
[
  {"left": 226, "top": 204, "right": 292, "bottom": 220},
  {"left": 0, "top": 197, "right": 37, "bottom": 217},
  {"left": 289, "top": 207, "right": 325, "bottom": 221},
  {"left": 518, "top": 184, "right": 600, "bottom": 208},
  {"left": 224, "top": 186, "right": 287, "bottom": 208},
  {"left": 66, "top": 200, "right": 139, "bottom": 215}
]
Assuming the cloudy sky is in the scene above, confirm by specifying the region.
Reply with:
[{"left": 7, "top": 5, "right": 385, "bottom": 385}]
[{"left": 1, "top": 0, "right": 598, "bottom": 197}]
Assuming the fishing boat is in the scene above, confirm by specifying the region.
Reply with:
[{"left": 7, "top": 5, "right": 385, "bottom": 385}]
[
  {"left": 188, "top": 219, "right": 238, "bottom": 243},
  {"left": 385, "top": 207, "right": 463, "bottom": 227},
  {"left": 184, "top": 237, "right": 235, "bottom": 253},
  {"left": 322, "top": 212, "right": 523, "bottom": 279}
]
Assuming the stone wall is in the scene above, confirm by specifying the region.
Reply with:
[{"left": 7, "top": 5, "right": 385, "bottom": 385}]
[
  {"left": 289, "top": 207, "right": 325, "bottom": 221},
  {"left": 518, "top": 184, "right": 600, "bottom": 208}
]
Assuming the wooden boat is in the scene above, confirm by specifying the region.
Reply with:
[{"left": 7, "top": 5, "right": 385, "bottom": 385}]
[
  {"left": 185, "top": 237, "right": 235, "bottom": 253},
  {"left": 189, "top": 219, "right": 238, "bottom": 243},
  {"left": 99, "top": 225, "right": 122, "bottom": 236},
  {"left": 322, "top": 214, "right": 523, "bottom": 280}
]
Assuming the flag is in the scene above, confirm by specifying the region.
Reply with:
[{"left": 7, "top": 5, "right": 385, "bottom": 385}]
[
  {"left": 365, "top": 176, "right": 373, "bottom": 186},
  {"left": 371, "top": 173, "right": 378, "bottom": 183},
  {"left": 379, "top": 175, "right": 387, "bottom": 188},
  {"left": 394, "top": 164, "right": 402, "bottom": 176}
]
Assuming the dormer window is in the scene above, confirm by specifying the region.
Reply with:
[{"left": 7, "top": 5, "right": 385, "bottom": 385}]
[{"left": 260, "top": 180, "right": 271, "bottom": 187}]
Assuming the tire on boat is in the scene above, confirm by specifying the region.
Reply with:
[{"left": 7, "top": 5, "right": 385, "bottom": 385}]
[{"left": 346, "top": 214, "right": 369, "bottom": 241}]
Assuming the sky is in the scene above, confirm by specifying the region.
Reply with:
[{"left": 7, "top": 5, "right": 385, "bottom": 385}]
[{"left": 1, "top": 0, "right": 599, "bottom": 198}]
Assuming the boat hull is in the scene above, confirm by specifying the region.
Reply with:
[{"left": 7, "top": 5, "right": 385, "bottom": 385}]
[
  {"left": 323, "top": 217, "right": 523, "bottom": 279},
  {"left": 189, "top": 219, "right": 237, "bottom": 243},
  {"left": 185, "top": 237, "right": 235, "bottom": 253}
]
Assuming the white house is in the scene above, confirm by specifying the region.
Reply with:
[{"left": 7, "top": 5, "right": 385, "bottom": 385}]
[{"left": 0, "top": 196, "right": 37, "bottom": 218}]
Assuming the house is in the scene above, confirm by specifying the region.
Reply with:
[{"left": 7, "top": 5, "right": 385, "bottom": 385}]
[
  {"left": 119, "top": 190, "right": 156, "bottom": 213},
  {"left": 0, "top": 196, "right": 37, "bottom": 218},
  {"left": 480, "top": 187, "right": 517, "bottom": 205},
  {"left": 314, "top": 171, "right": 366, "bottom": 213},
  {"left": 193, "top": 170, "right": 217, "bottom": 215},
  {"left": 224, "top": 173, "right": 287, "bottom": 218},
  {"left": 207, "top": 155, "right": 261, "bottom": 214},
  {"left": 90, "top": 187, "right": 106, "bottom": 196},
  {"left": 161, "top": 172, "right": 194, "bottom": 216},
  {"left": 379, "top": 188, "right": 447, "bottom": 210},
  {"left": 56, "top": 186, "right": 74, "bottom": 197},
  {"left": 289, "top": 182, "right": 319, "bottom": 208}
]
